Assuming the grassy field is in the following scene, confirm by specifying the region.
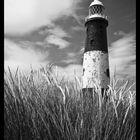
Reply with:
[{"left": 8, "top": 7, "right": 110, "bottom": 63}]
[{"left": 4, "top": 66, "right": 136, "bottom": 140}]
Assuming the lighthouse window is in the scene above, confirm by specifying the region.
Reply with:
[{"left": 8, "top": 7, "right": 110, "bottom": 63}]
[{"left": 90, "top": 39, "right": 94, "bottom": 45}]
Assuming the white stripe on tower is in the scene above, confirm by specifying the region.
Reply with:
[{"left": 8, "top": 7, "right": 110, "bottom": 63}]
[{"left": 83, "top": 51, "right": 110, "bottom": 88}]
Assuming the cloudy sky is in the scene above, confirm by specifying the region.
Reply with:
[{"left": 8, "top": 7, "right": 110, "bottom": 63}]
[{"left": 4, "top": 0, "right": 136, "bottom": 80}]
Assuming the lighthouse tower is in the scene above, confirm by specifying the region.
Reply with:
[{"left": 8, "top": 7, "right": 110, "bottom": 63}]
[{"left": 82, "top": 0, "right": 110, "bottom": 92}]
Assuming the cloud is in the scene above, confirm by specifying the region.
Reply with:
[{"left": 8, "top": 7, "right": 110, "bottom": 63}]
[
  {"left": 4, "top": 39, "right": 48, "bottom": 70},
  {"left": 71, "top": 25, "right": 85, "bottom": 32},
  {"left": 61, "top": 51, "right": 82, "bottom": 64},
  {"left": 45, "top": 35, "right": 70, "bottom": 49},
  {"left": 109, "top": 32, "right": 136, "bottom": 78},
  {"left": 5, "top": 0, "right": 81, "bottom": 35},
  {"left": 114, "top": 30, "right": 127, "bottom": 36},
  {"left": 61, "top": 58, "right": 77, "bottom": 64},
  {"left": 48, "top": 27, "right": 70, "bottom": 38},
  {"left": 40, "top": 26, "right": 71, "bottom": 49},
  {"left": 41, "top": 26, "right": 71, "bottom": 37},
  {"left": 131, "top": 18, "right": 136, "bottom": 23}
]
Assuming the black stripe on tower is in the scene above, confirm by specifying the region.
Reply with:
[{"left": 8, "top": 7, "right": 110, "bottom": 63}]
[{"left": 85, "top": 17, "right": 108, "bottom": 53}]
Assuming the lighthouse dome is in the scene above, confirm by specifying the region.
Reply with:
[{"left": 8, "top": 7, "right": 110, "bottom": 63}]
[
  {"left": 85, "top": 0, "right": 107, "bottom": 23},
  {"left": 89, "top": 0, "right": 104, "bottom": 7}
]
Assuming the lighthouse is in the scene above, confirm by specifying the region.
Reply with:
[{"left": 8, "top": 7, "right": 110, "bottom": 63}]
[
  {"left": 82, "top": 0, "right": 110, "bottom": 92},
  {"left": 81, "top": 1, "right": 110, "bottom": 136}
]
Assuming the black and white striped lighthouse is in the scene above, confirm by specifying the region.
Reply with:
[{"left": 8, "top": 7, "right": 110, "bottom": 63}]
[
  {"left": 81, "top": 1, "right": 110, "bottom": 135},
  {"left": 82, "top": 0, "right": 110, "bottom": 92}
]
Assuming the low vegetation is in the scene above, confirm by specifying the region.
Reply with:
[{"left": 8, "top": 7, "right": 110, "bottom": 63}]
[{"left": 4, "top": 66, "right": 136, "bottom": 140}]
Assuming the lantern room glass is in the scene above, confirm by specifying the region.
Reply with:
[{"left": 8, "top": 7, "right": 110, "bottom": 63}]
[{"left": 89, "top": 5, "right": 104, "bottom": 16}]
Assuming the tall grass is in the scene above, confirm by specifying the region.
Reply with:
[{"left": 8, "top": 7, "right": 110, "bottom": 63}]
[{"left": 4, "top": 66, "right": 136, "bottom": 140}]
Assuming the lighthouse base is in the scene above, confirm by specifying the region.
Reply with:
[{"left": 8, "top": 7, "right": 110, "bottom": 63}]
[{"left": 81, "top": 87, "right": 109, "bottom": 139}]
